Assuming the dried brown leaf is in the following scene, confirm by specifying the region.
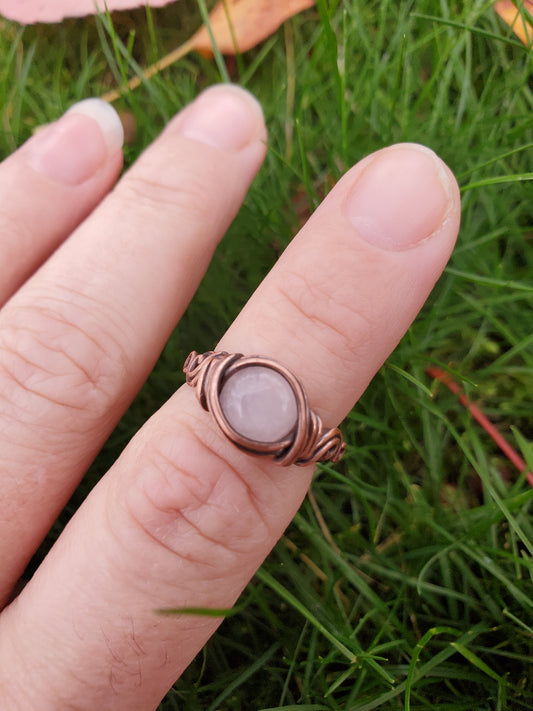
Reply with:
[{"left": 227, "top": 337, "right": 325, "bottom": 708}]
[
  {"left": 190, "top": 0, "right": 316, "bottom": 57},
  {"left": 494, "top": 0, "right": 533, "bottom": 46},
  {"left": 103, "top": 0, "right": 315, "bottom": 102}
]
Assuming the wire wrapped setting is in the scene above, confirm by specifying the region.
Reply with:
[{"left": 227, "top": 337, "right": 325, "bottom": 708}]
[{"left": 183, "top": 351, "right": 346, "bottom": 467}]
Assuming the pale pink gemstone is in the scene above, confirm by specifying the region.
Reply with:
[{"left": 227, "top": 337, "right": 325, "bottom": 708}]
[{"left": 219, "top": 366, "right": 298, "bottom": 443}]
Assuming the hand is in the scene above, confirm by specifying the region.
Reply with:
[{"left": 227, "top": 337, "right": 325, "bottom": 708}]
[{"left": 0, "top": 85, "right": 460, "bottom": 710}]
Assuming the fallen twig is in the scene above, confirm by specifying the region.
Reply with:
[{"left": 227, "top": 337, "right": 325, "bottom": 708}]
[{"left": 426, "top": 366, "right": 533, "bottom": 487}]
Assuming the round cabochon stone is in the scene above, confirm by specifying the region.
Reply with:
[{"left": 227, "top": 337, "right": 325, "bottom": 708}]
[{"left": 219, "top": 365, "right": 298, "bottom": 443}]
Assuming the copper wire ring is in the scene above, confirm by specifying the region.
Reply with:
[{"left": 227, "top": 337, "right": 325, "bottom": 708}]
[{"left": 183, "top": 351, "right": 346, "bottom": 467}]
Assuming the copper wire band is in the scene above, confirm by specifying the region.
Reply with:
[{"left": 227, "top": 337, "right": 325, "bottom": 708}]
[{"left": 183, "top": 351, "right": 346, "bottom": 467}]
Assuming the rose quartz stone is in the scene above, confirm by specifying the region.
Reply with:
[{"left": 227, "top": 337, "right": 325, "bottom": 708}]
[{"left": 219, "top": 366, "right": 298, "bottom": 443}]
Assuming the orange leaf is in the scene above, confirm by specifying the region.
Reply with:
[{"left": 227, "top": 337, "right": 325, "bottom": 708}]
[
  {"left": 494, "top": 1, "right": 533, "bottom": 46},
  {"left": 190, "top": 0, "right": 316, "bottom": 57},
  {"left": 103, "top": 0, "right": 315, "bottom": 102}
]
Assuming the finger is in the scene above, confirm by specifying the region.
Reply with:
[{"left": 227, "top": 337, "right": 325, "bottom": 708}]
[
  {"left": 0, "top": 99, "right": 124, "bottom": 306},
  {"left": 220, "top": 142, "right": 460, "bottom": 420},
  {"left": 0, "top": 145, "right": 460, "bottom": 710},
  {"left": 0, "top": 85, "right": 267, "bottom": 603}
]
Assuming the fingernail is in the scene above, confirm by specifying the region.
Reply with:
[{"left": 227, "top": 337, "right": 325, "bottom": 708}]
[
  {"left": 28, "top": 98, "right": 124, "bottom": 186},
  {"left": 178, "top": 84, "right": 266, "bottom": 151},
  {"left": 345, "top": 144, "right": 453, "bottom": 250}
]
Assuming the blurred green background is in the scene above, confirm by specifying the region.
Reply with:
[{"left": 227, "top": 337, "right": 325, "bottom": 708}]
[{"left": 1, "top": 1, "right": 532, "bottom": 709}]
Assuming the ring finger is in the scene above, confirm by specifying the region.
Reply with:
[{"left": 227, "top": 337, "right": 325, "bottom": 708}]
[{"left": 0, "top": 142, "right": 460, "bottom": 709}]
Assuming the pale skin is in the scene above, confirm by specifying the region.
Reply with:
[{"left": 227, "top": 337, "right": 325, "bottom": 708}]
[{"left": 0, "top": 85, "right": 461, "bottom": 710}]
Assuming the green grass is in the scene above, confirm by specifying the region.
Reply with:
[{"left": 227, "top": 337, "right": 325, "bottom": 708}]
[{"left": 1, "top": 0, "right": 533, "bottom": 708}]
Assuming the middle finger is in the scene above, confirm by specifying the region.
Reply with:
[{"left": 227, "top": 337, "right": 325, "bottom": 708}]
[{"left": 0, "top": 85, "right": 267, "bottom": 605}]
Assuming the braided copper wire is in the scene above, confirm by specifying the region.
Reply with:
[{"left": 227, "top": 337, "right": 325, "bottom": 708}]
[{"left": 183, "top": 351, "right": 346, "bottom": 467}]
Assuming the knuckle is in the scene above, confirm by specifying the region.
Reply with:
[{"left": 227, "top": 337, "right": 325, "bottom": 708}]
[
  {"left": 0, "top": 291, "right": 128, "bottom": 418},
  {"left": 0, "top": 208, "right": 32, "bottom": 258},
  {"left": 0, "top": 672, "right": 26, "bottom": 711},
  {"left": 0, "top": 209, "right": 33, "bottom": 285},
  {"left": 120, "top": 426, "right": 271, "bottom": 581},
  {"left": 275, "top": 267, "right": 377, "bottom": 365},
  {"left": 119, "top": 166, "right": 212, "bottom": 221}
]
